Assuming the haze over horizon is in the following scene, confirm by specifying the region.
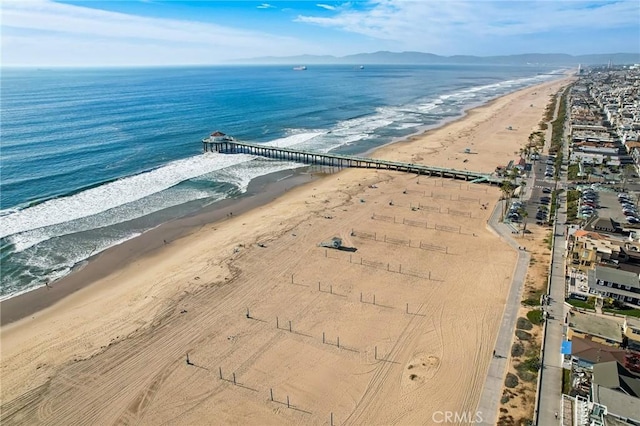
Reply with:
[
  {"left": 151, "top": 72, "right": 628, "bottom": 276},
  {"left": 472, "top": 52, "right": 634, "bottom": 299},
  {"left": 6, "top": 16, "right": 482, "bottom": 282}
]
[{"left": 1, "top": 0, "right": 639, "bottom": 67}]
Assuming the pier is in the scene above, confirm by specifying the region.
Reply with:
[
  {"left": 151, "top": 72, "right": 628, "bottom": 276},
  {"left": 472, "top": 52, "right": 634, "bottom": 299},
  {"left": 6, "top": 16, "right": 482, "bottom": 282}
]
[{"left": 203, "top": 140, "right": 501, "bottom": 185}]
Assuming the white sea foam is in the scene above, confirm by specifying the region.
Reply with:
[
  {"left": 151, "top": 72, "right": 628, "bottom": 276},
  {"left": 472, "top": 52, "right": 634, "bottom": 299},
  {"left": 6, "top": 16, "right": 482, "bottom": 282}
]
[
  {"left": 7, "top": 186, "right": 216, "bottom": 253},
  {"left": 213, "top": 159, "right": 303, "bottom": 193},
  {"left": 1, "top": 69, "right": 568, "bottom": 300},
  {"left": 0, "top": 232, "right": 142, "bottom": 301},
  {"left": 0, "top": 153, "right": 255, "bottom": 239},
  {"left": 1, "top": 73, "right": 562, "bottom": 245},
  {"left": 263, "top": 131, "right": 324, "bottom": 148},
  {"left": 1, "top": 133, "right": 319, "bottom": 247}
]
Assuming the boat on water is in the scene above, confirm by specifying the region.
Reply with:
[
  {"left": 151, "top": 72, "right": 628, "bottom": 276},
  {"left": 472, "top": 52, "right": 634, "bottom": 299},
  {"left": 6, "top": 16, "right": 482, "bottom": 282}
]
[
  {"left": 293, "top": 65, "right": 307, "bottom": 71},
  {"left": 202, "top": 130, "right": 234, "bottom": 143}
]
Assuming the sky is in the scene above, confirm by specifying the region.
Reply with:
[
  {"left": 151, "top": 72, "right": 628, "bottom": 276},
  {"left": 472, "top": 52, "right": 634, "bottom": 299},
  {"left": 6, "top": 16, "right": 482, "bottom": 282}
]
[{"left": 1, "top": 0, "right": 639, "bottom": 67}]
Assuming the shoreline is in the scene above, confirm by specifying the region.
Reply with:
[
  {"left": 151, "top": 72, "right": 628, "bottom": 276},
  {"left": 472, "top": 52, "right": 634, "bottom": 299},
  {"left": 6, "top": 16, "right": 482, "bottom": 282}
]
[
  {"left": 1, "top": 76, "right": 574, "bottom": 423},
  {"left": 0, "top": 76, "right": 566, "bottom": 326}
]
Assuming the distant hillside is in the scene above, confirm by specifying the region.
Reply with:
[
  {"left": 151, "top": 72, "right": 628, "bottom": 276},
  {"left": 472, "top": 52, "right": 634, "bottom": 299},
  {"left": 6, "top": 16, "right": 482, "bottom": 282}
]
[{"left": 232, "top": 51, "right": 640, "bottom": 66}]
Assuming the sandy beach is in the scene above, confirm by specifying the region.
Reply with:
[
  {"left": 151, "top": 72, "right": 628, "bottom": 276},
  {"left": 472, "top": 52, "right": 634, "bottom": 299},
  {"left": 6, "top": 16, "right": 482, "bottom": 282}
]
[{"left": 1, "top": 77, "right": 570, "bottom": 425}]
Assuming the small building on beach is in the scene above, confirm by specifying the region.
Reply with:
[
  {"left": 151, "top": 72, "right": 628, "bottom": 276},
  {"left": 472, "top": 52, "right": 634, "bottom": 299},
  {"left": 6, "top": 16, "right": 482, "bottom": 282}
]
[{"left": 203, "top": 131, "right": 233, "bottom": 143}]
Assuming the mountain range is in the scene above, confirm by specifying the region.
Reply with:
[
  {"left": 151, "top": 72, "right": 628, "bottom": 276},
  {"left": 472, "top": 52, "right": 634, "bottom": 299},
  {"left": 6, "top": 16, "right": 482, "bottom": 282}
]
[{"left": 232, "top": 51, "right": 640, "bottom": 66}]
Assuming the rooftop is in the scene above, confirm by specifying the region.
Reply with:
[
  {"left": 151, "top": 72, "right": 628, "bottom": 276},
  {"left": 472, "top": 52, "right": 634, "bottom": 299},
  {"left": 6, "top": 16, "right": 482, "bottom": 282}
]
[
  {"left": 592, "top": 385, "right": 640, "bottom": 423},
  {"left": 625, "top": 316, "right": 640, "bottom": 330},
  {"left": 571, "top": 337, "right": 627, "bottom": 365},
  {"left": 592, "top": 361, "right": 640, "bottom": 397},
  {"left": 568, "top": 310, "right": 622, "bottom": 343},
  {"left": 585, "top": 217, "right": 619, "bottom": 234},
  {"left": 595, "top": 265, "right": 640, "bottom": 289},
  {"left": 573, "top": 229, "right": 608, "bottom": 240}
]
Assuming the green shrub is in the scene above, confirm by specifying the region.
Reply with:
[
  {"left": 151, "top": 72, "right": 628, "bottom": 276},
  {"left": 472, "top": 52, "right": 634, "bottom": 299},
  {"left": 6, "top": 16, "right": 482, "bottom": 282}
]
[
  {"left": 522, "top": 356, "right": 541, "bottom": 372},
  {"left": 562, "top": 368, "right": 572, "bottom": 394},
  {"left": 505, "top": 373, "right": 519, "bottom": 388},
  {"left": 511, "top": 342, "right": 525, "bottom": 357},
  {"left": 516, "top": 369, "right": 537, "bottom": 382},
  {"left": 527, "top": 310, "right": 544, "bottom": 325},
  {"left": 516, "top": 317, "right": 533, "bottom": 330},
  {"left": 566, "top": 298, "right": 595, "bottom": 310},
  {"left": 603, "top": 308, "right": 640, "bottom": 318}
]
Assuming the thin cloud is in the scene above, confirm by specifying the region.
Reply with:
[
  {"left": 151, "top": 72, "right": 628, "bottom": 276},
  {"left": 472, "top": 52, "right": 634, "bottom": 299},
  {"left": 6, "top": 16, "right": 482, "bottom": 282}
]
[
  {"left": 257, "top": 3, "right": 276, "bottom": 9},
  {"left": 295, "top": 0, "right": 640, "bottom": 52},
  {"left": 316, "top": 4, "right": 337, "bottom": 10},
  {"left": 1, "top": 0, "right": 310, "bottom": 66}
]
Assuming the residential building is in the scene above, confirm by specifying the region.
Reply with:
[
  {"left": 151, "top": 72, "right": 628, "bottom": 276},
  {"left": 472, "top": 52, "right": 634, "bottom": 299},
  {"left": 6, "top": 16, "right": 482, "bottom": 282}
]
[
  {"left": 567, "top": 310, "right": 623, "bottom": 346},
  {"left": 571, "top": 337, "right": 627, "bottom": 368},
  {"left": 624, "top": 317, "right": 640, "bottom": 351},
  {"left": 588, "top": 265, "right": 640, "bottom": 307}
]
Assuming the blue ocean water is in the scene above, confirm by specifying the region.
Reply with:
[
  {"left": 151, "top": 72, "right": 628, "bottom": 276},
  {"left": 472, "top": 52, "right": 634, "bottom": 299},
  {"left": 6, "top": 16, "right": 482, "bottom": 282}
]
[{"left": 0, "top": 64, "right": 561, "bottom": 299}]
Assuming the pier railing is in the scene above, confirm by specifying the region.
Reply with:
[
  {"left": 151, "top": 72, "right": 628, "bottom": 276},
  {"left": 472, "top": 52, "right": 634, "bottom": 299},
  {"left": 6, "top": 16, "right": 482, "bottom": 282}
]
[{"left": 203, "top": 140, "right": 501, "bottom": 185}]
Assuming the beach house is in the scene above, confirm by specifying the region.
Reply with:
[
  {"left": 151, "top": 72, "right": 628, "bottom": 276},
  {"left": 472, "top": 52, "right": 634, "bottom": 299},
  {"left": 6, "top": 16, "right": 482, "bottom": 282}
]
[
  {"left": 588, "top": 265, "right": 640, "bottom": 308},
  {"left": 623, "top": 317, "right": 640, "bottom": 352},
  {"left": 567, "top": 310, "right": 623, "bottom": 347}
]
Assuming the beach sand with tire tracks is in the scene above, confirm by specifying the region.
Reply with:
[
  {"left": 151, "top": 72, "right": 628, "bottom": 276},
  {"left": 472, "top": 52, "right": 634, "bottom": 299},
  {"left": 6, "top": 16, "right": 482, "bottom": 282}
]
[{"left": 1, "top": 76, "right": 570, "bottom": 425}]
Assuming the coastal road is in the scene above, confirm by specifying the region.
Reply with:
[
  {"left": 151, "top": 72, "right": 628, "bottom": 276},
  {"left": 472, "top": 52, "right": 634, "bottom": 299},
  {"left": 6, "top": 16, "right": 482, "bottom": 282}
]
[
  {"left": 535, "top": 104, "right": 571, "bottom": 425},
  {"left": 480, "top": 84, "right": 570, "bottom": 425}
]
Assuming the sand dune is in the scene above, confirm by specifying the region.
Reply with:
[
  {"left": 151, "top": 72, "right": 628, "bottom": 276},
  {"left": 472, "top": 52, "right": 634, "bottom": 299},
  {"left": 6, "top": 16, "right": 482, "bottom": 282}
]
[{"left": 1, "top": 77, "right": 570, "bottom": 425}]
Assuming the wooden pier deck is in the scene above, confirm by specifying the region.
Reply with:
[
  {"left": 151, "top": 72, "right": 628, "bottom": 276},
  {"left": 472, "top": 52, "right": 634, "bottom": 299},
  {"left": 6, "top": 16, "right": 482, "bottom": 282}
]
[{"left": 203, "top": 140, "right": 502, "bottom": 185}]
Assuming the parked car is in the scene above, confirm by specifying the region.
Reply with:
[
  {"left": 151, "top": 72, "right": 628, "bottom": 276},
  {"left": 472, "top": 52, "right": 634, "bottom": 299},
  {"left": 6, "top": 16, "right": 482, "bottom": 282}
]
[{"left": 542, "top": 187, "right": 552, "bottom": 193}]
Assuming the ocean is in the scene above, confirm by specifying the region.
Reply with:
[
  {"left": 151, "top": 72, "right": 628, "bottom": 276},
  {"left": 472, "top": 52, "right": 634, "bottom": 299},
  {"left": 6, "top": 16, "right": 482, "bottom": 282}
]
[{"left": 0, "top": 64, "right": 562, "bottom": 300}]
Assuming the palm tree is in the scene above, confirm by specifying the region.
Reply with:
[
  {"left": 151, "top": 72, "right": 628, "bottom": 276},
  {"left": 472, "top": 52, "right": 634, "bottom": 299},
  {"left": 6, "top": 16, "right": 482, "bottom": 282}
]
[
  {"left": 500, "top": 180, "right": 516, "bottom": 219},
  {"left": 518, "top": 207, "right": 529, "bottom": 236},
  {"left": 519, "top": 180, "right": 527, "bottom": 200}
]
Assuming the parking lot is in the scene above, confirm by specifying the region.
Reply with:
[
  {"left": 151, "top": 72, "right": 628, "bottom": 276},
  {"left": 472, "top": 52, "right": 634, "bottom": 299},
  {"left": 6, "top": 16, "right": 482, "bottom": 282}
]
[
  {"left": 579, "top": 187, "right": 640, "bottom": 225},
  {"left": 505, "top": 155, "right": 639, "bottom": 229},
  {"left": 506, "top": 155, "right": 556, "bottom": 226}
]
